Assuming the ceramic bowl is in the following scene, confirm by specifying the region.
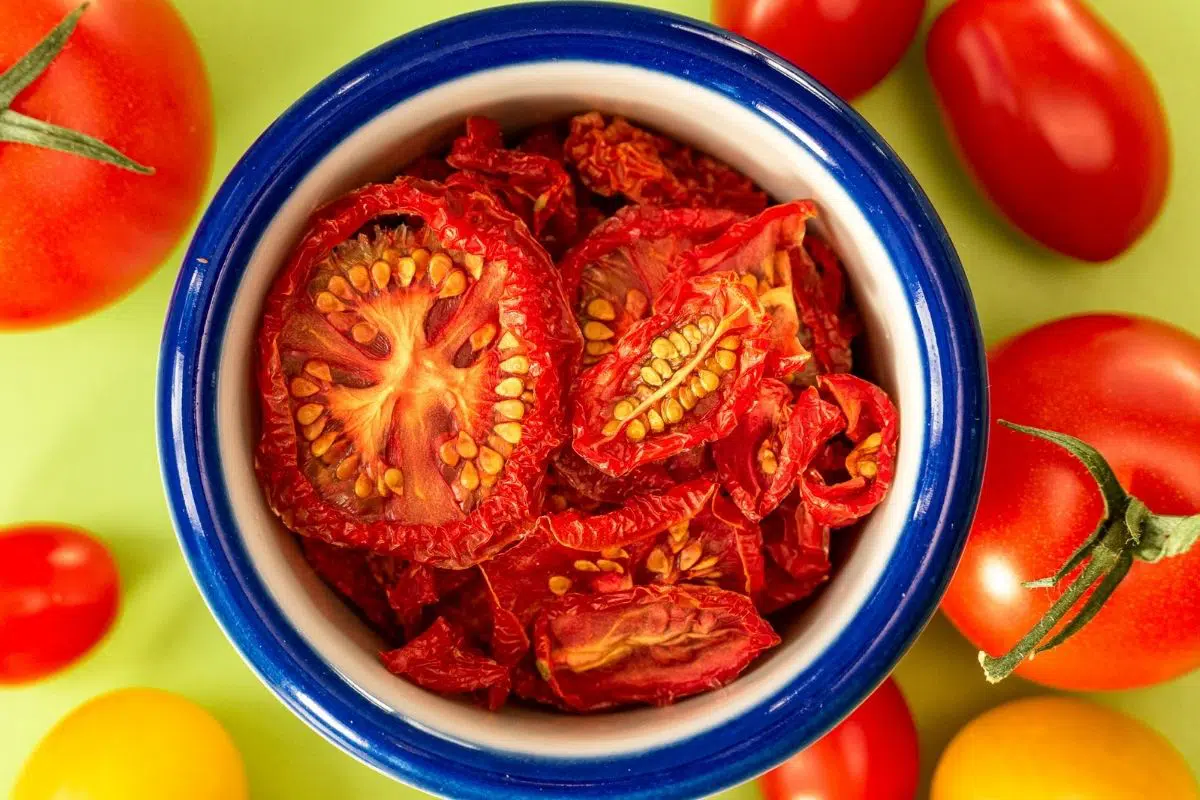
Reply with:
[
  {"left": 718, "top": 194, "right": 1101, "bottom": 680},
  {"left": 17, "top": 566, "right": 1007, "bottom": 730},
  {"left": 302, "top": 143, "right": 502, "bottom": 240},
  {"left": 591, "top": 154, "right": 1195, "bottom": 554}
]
[{"left": 158, "top": 4, "right": 987, "bottom": 798}]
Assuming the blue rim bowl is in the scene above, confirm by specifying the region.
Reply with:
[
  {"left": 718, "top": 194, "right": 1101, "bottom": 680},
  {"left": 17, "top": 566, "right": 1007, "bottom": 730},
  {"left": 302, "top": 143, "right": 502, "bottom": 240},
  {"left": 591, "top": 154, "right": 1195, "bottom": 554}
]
[{"left": 158, "top": 3, "right": 987, "bottom": 798}]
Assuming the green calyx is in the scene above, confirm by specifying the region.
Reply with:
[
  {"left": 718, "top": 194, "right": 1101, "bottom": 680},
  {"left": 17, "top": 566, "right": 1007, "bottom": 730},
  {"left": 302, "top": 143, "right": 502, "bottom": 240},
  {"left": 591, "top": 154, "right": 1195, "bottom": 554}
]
[
  {"left": 979, "top": 421, "right": 1200, "bottom": 683},
  {"left": 0, "top": 3, "right": 153, "bottom": 174}
]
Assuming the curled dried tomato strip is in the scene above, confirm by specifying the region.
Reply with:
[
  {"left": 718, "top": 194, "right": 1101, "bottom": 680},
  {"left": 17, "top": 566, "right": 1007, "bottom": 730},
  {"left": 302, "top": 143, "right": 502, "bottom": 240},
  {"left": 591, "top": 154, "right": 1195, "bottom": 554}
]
[
  {"left": 551, "top": 445, "right": 678, "bottom": 505},
  {"left": 761, "top": 495, "right": 831, "bottom": 608},
  {"left": 381, "top": 617, "right": 511, "bottom": 710},
  {"left": 713, "top": 379, "right": 802, "bottom": 522},
  {"left": 532, "top": 584, "right": 779, "bottom": 711},
  {"left": 571, "top": 273, "right": 770, "bottom": 476},
  {"left": 799, "top": 374, "right": 900, "bottom": 528},
  {"left": 547, "top": 478, "right": 717, "bottom": 551},
  {"left": 793, "top": 232, "right": 860, "bottom": 375},
  {"left": 256, "top": 178, "right": 580, "bottom": 569},
  {"left": 564, "top": 112, "right": 767, "bottom": 214},
  {"left": 447, "top": 116, "right": 579, "bottom": 250}
]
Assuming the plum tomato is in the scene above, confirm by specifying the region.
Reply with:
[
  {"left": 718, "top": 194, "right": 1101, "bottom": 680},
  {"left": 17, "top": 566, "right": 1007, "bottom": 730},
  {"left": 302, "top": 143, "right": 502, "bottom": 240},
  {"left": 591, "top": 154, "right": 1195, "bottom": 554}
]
[
  {"left": 926, "top": 0, "right": 1171, "bottom": 261},
  {"left": 531, "top": 584, "right": 780, "bottom": 711},
  {"left": 255, "top": 178, "right": 580, "bottom": 568},
  {"left": 713, "top": 0, "right": 926, "bottom": 101},
  {"left": 560, "top": 203, "right": 743, "bottom": 365},
  {"left": 0, "top": 523, "right": 119, "bottom": 684},
  {"left": 571, "top": 272, "right": 770, "bottom": 475},
  {"left": 759, "top": 677, "right": 919, "bottom": 800}
]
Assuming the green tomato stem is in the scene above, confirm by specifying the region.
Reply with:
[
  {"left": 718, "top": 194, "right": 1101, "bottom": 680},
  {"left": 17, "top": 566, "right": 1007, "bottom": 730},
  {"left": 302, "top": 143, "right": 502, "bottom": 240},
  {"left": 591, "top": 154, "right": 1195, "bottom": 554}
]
[{"left": 0, "top": 3, "right": 152, "bottom": 174}]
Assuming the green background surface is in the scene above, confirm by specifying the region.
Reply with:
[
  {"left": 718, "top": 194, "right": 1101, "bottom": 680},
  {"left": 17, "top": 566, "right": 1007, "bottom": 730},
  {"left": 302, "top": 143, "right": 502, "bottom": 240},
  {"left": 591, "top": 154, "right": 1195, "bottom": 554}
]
[{"left": 2, "top": 0, "right": 1198, "bottom": 796}]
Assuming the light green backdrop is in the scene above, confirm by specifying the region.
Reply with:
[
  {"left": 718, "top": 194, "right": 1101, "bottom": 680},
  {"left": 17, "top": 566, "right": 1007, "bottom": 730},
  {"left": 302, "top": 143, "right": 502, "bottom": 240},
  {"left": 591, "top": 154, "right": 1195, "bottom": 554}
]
[{"left": 2, "top": 0, "right": 1197, "bottom": 796}]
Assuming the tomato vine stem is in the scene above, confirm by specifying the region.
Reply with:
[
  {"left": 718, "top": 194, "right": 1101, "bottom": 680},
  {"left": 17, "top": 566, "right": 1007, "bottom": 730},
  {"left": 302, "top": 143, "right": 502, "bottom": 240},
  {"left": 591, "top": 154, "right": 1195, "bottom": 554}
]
[
  {"left": 0, "top": 3, "right": 153, "bottom": 174},
  {"left": 979, "top": 421, "right": 1200, "bottom": 682}
]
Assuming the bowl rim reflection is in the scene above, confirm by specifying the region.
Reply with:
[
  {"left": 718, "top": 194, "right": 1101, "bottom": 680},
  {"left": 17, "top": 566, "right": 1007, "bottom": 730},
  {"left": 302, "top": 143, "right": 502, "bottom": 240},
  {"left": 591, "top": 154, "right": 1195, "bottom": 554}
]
[{"left": 157, "top": 4, "right": 987, "bottom": 798}]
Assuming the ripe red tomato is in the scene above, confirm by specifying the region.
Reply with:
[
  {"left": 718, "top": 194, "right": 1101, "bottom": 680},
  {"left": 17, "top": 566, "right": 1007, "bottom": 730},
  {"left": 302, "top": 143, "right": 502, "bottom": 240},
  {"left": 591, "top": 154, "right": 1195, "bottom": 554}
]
[
  {"left": 943, "top": 315, "right": 1200, "bottom": 690},
  {"left": 713, "top": 0, "right": 927, "bottom": 101},
  {"left": 759, "top": 677, "right": 918, "bottom": 800},
  {"left": 0, "top": 523, "right": 120, "bottom": 683},
  {"left": 926, "top": 0, "right": 1170, "bottom": 262},
  {"left": 0, "top": 0, "right": 214, "bottom": 329}
]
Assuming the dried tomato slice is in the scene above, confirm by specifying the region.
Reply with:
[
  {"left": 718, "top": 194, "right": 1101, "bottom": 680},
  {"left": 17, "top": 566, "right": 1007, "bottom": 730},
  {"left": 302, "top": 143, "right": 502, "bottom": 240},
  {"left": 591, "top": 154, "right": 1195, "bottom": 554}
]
[
  {"left": 762, "top": 495, "right": 831, "bottom": 603},
  {"left": 799, "top": 374, "right": 900, "bottom": 528},
  {"left": 481, "top": 480, "right": 717, "bottom": 628},
  {"left": 380, "top": 617, "right": 511, "bottom": 710},
  {"left": 447, "top": 116, "right": 579, "bottom": 253},
  {"left": 255, "top": 178, "right": 580, "bottom": 568},
  {"left": 713, "top": 379, "right": 802, "bottom": 522},
  {"left": 571, "top": 273, "right": 770, "bottom": 475},
  {"left": 677, "top": 201, "right": 819, "bottom": 379},
  {"left": 532, "top": 584, "right": 779, "bottom": 711},
  {"left": 299, "top": 539, "right": 400, "bottom": 640},
  {"left": 559, "top": 204, "right": 742, "bottom": 365},
  {"left": 630, "top": 491, "right": 766, "bottom": 596},
  {"left": 793, "top": 232, "right": 861, "bottom": 375},
  {"left": 564, "top": 112, "right": 767, "bottom": 214}
]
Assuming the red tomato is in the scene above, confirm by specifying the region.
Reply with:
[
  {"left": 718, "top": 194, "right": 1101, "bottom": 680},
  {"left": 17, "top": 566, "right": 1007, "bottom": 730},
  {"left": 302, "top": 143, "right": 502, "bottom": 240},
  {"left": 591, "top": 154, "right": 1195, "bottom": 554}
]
[
  {"left": 926, "top": 0, "right": 1170, "bottom": 262},
  {"left": 942, "top": 315, "right": 1200, "bottom": 690},
  {"left": 759, "top": 677, "right": 918, "bottom": 800},
  {"left": 0, "top": 0, "right": 214, "bottom": 329},
  {"left": 713, "top": 0, "right": 927, "bottom": 100},
  {"left": 0, "top": 523, "right": 120, "bottom": 683}
]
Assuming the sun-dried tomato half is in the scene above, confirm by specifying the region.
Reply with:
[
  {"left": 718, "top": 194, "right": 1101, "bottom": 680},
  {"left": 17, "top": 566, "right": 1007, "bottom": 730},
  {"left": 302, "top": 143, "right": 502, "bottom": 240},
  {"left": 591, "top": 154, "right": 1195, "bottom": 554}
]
[
  {"left": 571, "top": 273, "right": 770, "bottom": 475},
  {"left": 630, "top": 491, "right": 766, "bottom": 596},
  {"left": 482, "top": 480, "right": 718, "bottom": 628},
  {"left": 677, "top": 200, "right": 819, "bottom": 380},
  {"left": 255, "top": 178, "right": 580, "bottom": 568},
  {"left": 712, "top": 379, "right": 802, "bottom": 522},
  {"left": 799, "top": 374, "right": 900, "bottom": 528},
  {"left": 559, "top": 204, "right": 742, "bottom": 365},
  {"left": 447, "top": 116, "right": 579, "bottom": 253},
  {"left": 793, "top": 232, "right": 861, "bottom": 375},
  {"left": 299, "top": 539, "right": 400, "bottom": 641},
  {"left": 564, "top": 112, "right": 767, "bottom": 214},
  {"left": 532, "top": 584, "right": 779, "bottom": 711},
  {"left": 381, "top": 617, "right": 511, "bottom": 710}
]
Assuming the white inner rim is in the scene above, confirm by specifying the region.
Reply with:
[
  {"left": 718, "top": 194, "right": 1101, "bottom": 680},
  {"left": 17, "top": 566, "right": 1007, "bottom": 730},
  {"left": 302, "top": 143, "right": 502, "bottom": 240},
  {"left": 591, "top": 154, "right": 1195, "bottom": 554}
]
[{"left": 213, "top": 62, "right": 925, "bottom": 758}]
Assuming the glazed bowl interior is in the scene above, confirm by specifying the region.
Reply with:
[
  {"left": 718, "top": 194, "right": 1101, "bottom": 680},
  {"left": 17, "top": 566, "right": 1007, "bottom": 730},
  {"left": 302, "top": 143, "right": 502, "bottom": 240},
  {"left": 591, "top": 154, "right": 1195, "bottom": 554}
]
[{"left": 214, "top": 61, "right": 924, "bottom": 757}]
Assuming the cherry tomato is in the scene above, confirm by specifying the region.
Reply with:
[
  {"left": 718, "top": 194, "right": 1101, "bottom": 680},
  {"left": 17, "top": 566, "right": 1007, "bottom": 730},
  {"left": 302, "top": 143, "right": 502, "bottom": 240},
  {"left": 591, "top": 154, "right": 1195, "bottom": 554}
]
[
  {"left": 759, "top": 677, "right": 918, "bottom": 800},
  {"left": 713, "top": 0, "right": 927, "bottom": 101},
  {"left": 926, "top": 0, "right": 1170, "bottom": 261},
  {"left": 942, "top": 314, "right": 1200, "bottom": 690},
  {"left": 0, "top": 523, "right": 119, "bottom": 684},
  {"left": 931, "top": 696, "right": 1198, "bottom": 800},
  {"left": 13, "top": 687, "right": 248, "bottom": 800},
  {"left": 0, "top": 0, "right": 214, "bottom": 328}
]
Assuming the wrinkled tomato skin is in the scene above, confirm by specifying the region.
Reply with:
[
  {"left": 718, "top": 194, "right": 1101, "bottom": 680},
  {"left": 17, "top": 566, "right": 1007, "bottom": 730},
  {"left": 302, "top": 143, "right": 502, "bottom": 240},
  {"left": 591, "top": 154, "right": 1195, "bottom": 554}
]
[
  {"left": 714, "top": 379, "right": 799, "bottom": 521},
  {"left": 942, "top": 315, "right": 1200, "bottom": 689},
  {"left": 380, "top": 617, "right": 511, "bottom": 710},
  {"left": 926, "top": 0, "right": 1170, "bottom": 261},
  {"left": 714, "top": 0, "right": 926, "bottom": 101},
  {"left": 759, "top": 677, "right": 918, "bottom": 800},
  {"left": 0, "top": 0, "right": 214, "bottom": 329},
  {"left": 256, "top": 178, "right": 580, "bottom": 569},
  {"left": 0, "top": 524, "right": 120, "bottom": 684},
  {"left": 532, "top": 584, "right": 779, "bottom": 711}
]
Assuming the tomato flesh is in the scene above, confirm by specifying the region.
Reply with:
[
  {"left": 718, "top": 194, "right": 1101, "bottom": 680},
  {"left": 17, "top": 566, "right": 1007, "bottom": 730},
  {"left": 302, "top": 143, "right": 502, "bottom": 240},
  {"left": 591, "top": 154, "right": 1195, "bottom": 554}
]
[{"left": 0, "top": 524, "right": 120, "bottom": 684}]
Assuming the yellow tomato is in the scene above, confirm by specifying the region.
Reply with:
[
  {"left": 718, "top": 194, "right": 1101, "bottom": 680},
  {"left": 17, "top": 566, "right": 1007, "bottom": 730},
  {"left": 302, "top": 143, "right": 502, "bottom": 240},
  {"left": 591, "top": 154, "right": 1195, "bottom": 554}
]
[
  {"left": 932, "top": 696, "right": 1198, "bottom": 800},
  {"left": 13, "top": 687, "right": 248, "bottom": 800}
]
